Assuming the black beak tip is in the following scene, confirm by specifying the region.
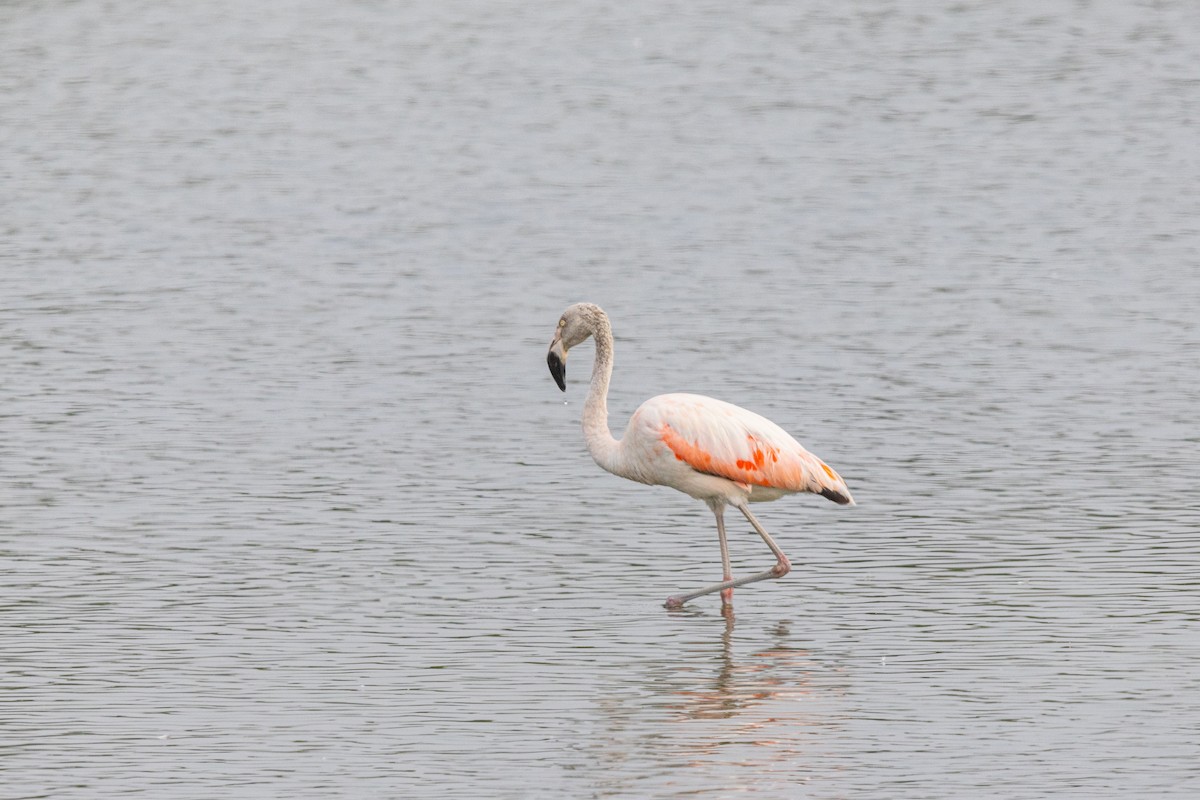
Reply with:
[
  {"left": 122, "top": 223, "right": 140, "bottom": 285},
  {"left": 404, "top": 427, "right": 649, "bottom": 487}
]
[{"left": 547, "top": 350, "right": 566, "bottom": 392}]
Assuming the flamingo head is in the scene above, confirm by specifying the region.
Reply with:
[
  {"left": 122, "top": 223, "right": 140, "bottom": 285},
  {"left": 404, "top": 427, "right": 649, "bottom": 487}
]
[{"left": 547, "top": 302, "right": 606, "bottom": 392}]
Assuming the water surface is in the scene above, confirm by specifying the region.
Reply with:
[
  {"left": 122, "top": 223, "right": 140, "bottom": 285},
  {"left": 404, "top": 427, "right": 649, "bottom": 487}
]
[{"left": 3, "top": 1, "right": 1199, "bottom": 797}]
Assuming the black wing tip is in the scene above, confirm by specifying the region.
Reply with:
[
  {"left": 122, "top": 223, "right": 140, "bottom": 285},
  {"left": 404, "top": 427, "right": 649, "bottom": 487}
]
[{"left": 820, "top": 488, "right": 853, "bottom": 505}]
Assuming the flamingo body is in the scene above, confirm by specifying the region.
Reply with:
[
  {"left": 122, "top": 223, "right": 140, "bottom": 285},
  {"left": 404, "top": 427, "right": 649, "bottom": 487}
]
[
  {"left": 546, "top": 302, "right": 853, "bottom": 609},
  {"left": 621, "top": 393, "right": 852, "bottom": 506}
]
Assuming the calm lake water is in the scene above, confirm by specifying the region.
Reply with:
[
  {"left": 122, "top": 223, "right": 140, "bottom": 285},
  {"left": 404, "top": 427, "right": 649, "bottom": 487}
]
[{"left": 3, "top": 1, "right": 1199, "bottom": 797}]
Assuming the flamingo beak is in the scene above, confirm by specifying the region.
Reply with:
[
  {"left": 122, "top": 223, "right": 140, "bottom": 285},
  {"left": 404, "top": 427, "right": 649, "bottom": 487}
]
[{"left": 547, "top": 336, "right": 567, "bottom": 391}]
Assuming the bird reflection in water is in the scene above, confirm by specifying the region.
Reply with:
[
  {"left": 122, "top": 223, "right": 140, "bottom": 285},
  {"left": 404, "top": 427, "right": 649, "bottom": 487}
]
[
  {"left": 584, "top": 613, "right": 845, "bottom": 794},
  {"left": 664, "top": 613, "right": 832, "bottom": 725}
]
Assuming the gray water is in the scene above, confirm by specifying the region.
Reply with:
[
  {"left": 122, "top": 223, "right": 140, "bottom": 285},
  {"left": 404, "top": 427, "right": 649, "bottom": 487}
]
[{"left": 3, "top": 1, "right": 1199, "bottom": 797}]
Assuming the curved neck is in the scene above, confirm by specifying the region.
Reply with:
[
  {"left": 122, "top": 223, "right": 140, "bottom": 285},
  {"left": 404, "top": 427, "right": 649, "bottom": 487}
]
[{"left": 582, "top": 315, "right": 622, "bottom": 475}]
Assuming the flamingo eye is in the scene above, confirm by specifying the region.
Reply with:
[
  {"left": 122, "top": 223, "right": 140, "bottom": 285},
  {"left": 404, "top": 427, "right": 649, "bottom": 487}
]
[{"left": 559, "top": 319, "right": 566, "bottom": 327}]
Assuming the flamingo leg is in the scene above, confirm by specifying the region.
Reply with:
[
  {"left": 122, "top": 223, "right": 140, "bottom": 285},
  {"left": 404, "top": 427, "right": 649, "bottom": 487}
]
[
  {"left": 715, "top": 506, "right": 733, "bottom": 607},
  {"left": 737, "top": 504, "right": 792, "bottom": 576},
  {"left": 664, "top": 503, "right": 792, "bottom": 609}
]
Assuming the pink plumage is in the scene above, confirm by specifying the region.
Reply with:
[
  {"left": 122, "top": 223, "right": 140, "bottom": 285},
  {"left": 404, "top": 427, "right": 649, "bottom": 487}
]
[{"left": 633, "top": 393, "right": 852, "bottom": 505}]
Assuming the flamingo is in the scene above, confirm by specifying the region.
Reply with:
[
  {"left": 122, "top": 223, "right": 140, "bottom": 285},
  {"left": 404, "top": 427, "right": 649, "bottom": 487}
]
[{"left": 546, "top": 302, "right": 854, "bottom": 610}]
